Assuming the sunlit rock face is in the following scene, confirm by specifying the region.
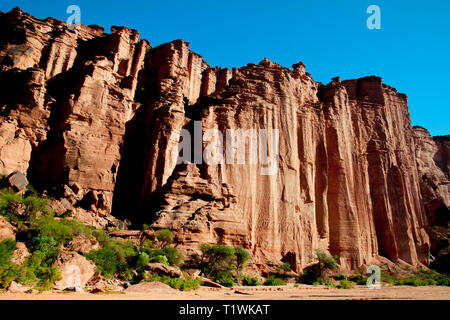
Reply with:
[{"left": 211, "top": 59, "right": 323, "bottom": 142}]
[{"left": 1, "top": 8, "right": 447, "bottom": 272}]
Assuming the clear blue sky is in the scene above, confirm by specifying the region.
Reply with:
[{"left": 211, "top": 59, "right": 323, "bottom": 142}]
[{"left": 2, "top": 0, "right": 449, "bottom": 135}]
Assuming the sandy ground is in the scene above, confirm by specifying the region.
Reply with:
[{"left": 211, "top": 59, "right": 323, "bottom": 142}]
[{"left": 1, "top": 284, "right": 449, "bottom": 300}]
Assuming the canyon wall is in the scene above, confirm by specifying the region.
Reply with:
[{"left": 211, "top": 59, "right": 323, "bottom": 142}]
[{"left": 0, "top": 8, "right": 448, "bottom": 272}]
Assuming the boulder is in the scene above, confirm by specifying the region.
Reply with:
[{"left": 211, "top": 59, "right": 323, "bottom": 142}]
[
  {"left": 63, "top": 185, "right": 79, "bottom": 201},
  {"left": 145, "top": 263, "right": 183, "bottom": 278},
  {"left": 65, "top": 234, "right": 101, "bottom": 254},
  {"left": 71, "top": 207, "right": 109, "bottom": 229},
  {"left": 4, "top": 172, "right": 28, "bottom": 193},
  {"left": 86, "top": 273, "right": 125, "bottom": 293},
  {"left": 11, "top": 242, "right": 30, "bottom": 265},
  {"left": 53, "top": 251, "right": 96, "bottom": 291},
  {"left": 0, "top": 216, "right": 16, "bottom": 242},
  {"left": 185, "top": 268, "right": 201, "bottom": 278},
  {"left": 8, "top": 281, "right": 32, "bottom": 293},
  {"left": 49, "top": 198, "right": 74, "bottom": 216},
  {"left": 200, "top": 277, "right": 228, "bottom": 289}
]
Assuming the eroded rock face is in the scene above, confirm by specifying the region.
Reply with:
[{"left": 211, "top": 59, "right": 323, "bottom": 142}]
[
  {"left": 0, "top": 8, "right": 149, "bottom": 214},
  {"left": 413, "top": 127, "right": 449, "bottom": 227},
  {"left": 0, "top": 8, "right": 448, "bottom": 272},
  {"left": 0, "top": 216, "right": 16, "bottom": 242}
]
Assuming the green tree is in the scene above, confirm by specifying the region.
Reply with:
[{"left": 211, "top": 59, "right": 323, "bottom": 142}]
[
  {"left": 155, "top": 229, "right": 174, "bottom": 248},
  {"left": 235, "top": 246, "right": 250, "bottom": 272},
  {"left": 277, "top": 262, "right": 291, "bottom": 277},
  {"left": 199, "top": 244, "right": 235, "bottom": 279},
  {"left": 242, "top": 275, "right": 259, "bottom": 286},
  {"left": 299, "top": 249, "right": 338, "bottom": 284},
  {"left": 264, "top": 275, "right": 286, "bottom": 286},
  {"left": 315, "top": 249, "right": 338, "bottom": 275}
]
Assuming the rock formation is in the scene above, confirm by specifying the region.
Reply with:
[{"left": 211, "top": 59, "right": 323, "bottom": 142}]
[
  {"left": 0, "top": 7, "right": 448, "bottom": 272},
  {"left": 413, "top": 128, "right": 449, "bottom": 221}
]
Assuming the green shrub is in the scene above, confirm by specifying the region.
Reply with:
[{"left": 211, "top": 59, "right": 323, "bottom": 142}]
[
  {"left": 264, "top": 275, "right": 286, "bottom": 286},
  {"left": 380, "top": 266, "right": 450, "bottom": 287},
  {"left": 235, "top": 246, "right": 250, "bottom": 272},
  {"left": 194, "top": 244, "right": 254, "bottom": 284},
  {"left": 18, "top": 252, "right": 62, "bottom": 291},
  {"left": 325, "top": 279, "right": 337, "bottom": 288},
  {"left": 242, "top": 275, "right": 259, "bottom": 286},
  {"left": 3, "top": 247, "right": 62, "bottom": 292},
  {"left": 149, "top": 255, "right": 169, "bottom": 265},
  {"left": 0, "top": 193, "right": 81, "bottom": 291},
  {"left": 155, "top": 229, "right": 174, "bottom": 248},
  {"left": 0, "top": 239, "right": 17, "bottom": 289},
  {"left": 139, "top": 239, "right": 154, "bottom": 250},
  {"left": 338, "top": 279, "right": 354, "bottom": 289},
  {"left": 216, "top": 272, "right": 234, "bottom": 288},
  {"left": 86, "top": 239, "right": 137, "bottom": 280},
  {"left": 0, "top": 217, "right": 64, "bottom": 291},
  {"left": 0, "top": 189, "right": 22, "bottom": 212},
  {"left": 199, "top": 244, "right": 235, "bottom": 279},
  {"left": 30, "top": 236, "right": 59, "bottom": 260},
  {"left": 387, "top": 268, "right": 449, "bottom": 287},
  {"left": 315, "top": 249, "right": 338, "bottom": 271},
  {"left": 0, "top": 239, "right": 16, "bottom": 265},
  {"left": 85, "top": 232, "right": 138, "bottom": 280},
  {"left": 437, "top": 277, "right": 450, "bottom": 286},
  {"left": 86, "top": 249, "right": 120, "bottom": 279},
  {"left": 136, "top": 252, "right": 150, "bottom": 269},
  {"left": 299, "top": 249, "right": 338, "bottom": 284},
  {"left": 91, "top": 229, "right": 109, "bottom": 244},
  {"left": 162, "top": 247, "right": 184, "bottom": 266},
  {"left": 0, "top": 189, "right": 51, "bottom": 225},
  {"left": 0, "top": 265, "right": 17, "bottom": 289},
  {"left": 334, "top": 273, "right": 347, "bottom": 281},
  {"left": 277, "top": 262, "right": 291, "bottom": 278},
  {"left": 0, "top": 189, "right": 26, "bottom": 225},
  {"left": 30, "top": 217, "right": 82, "bottom": 246},
  {"left": 21, "top": 195, "right": 50, "bottom": 216},
  {"left": 348, "top": 271, "right": 367, "bottom": 285},
  {"left": 145, "top": 273, "right": 201, "bottom": 291},
  {"left": 138, "top": 245, "right": 183, "bottom": 267}
]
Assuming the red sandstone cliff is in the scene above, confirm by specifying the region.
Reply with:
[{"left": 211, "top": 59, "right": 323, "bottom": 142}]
[{"left": 0, "top": 8, "right": 448, "bottom": 272}]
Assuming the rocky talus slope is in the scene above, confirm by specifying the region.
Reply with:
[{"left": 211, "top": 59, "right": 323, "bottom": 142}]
[{"left": 0, "top": 8, "right": 448, "bottom": 272}]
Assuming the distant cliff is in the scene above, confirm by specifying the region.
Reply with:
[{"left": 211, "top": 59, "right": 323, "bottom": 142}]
[{"left": 0, "top": 7, "right": 448, "bottom": 272}]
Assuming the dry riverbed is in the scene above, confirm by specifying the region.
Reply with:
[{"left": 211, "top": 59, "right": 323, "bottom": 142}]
[{"left": 1, "top": 284, "right": 449, "bottom": 300}]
